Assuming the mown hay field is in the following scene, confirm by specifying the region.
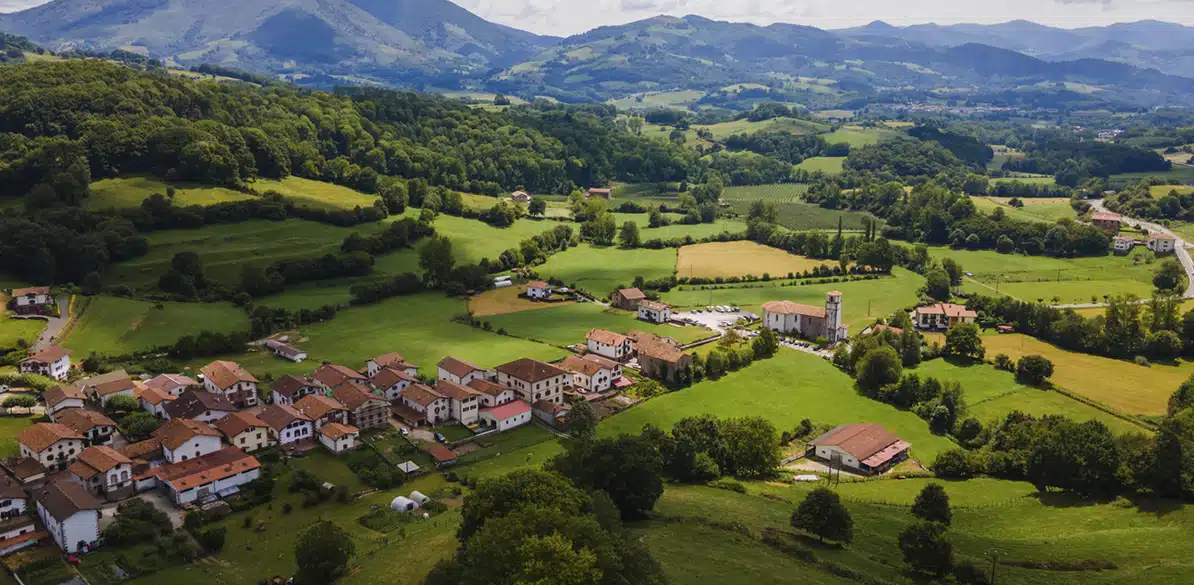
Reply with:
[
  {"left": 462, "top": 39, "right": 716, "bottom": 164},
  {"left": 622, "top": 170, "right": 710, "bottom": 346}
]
[{"left": 675, "top": 241, "right": 834, "bottom": 279}]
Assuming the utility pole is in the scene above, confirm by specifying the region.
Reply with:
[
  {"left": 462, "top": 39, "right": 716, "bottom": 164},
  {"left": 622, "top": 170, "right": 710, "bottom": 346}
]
[{"left": 986, "top": 550, "right": 1001, "bottom": 585}]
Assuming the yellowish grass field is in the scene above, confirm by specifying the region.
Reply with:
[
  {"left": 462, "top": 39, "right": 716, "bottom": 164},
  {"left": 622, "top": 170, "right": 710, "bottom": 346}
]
[
  {"left": 87, "top": 176, "right": 256, "bottom": 210},
  {"left": 1150, "top": 184, "right": 1194, "bottom": 197},
  {"left": 250, "top": 176, "right": 379, "bottom": 210},
  {"left": 468, "top": 285, "right": 575, "bottom": 317},
  {"left": 675, "top": 241, "right": 833, "bottom": 279},
  {"left": 983, "top": 334, "right": 1188, "bottom": 416}
]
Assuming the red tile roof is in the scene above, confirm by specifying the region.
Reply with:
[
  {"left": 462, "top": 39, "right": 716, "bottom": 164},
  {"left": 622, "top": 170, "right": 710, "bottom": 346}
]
[
  {"left": 481, "top": 400, "right": 531, "bottom": 421},
  {"left": 400, "top": 384, "right": 446, "bottom": 408},
  {"left": 135, "top": 385, "right": 175, "bottom": 406},
  {"left": 586, "top": 328, "right": 628, "bottom": 346},
  {"left": 257, "top": 404, "right": 311, "bottom": 431},
  {"left": 270, "top": 375, "right": 316, "bottom": 399},
  {"left": 332, "top": 380, "right": 386, "bottom": 410},
  {"left": 762, "top": 300, "right": 826, "bottom": 318},
  {"left": 10, "top": 286, "right": 50, "bottom": 297},
  {"left": 638, "top": 300, "right": 669, "bottom": 312},
  {"left": 313, "top": 364, "right": 366, "bottom": 389},
  {"left": 213, "top": 411, "right": 269, "bottom": 438},
  {"left": 582, "top": 354, "right": 619, "bottom": 370},
  {"left": 201, "top": 361, "right": 257, "bottom": 390},
  {"left": 495, "top": 358, "right": 567, "bottom": 383},
  {"left": 145, "top": 374, "right": 197, "bottom": 392},
  {"left": 370, "top": 367, "right": 417, "bottom": 390},
  {"left": 422, "top": 443, "right": 457, "bottom": 463},
  {"left": 561, "top": 355, "right": 607, "bottom": 377},
  {"left": 56, "top": 409, "right": 116, "bottom": 433},
  {"left": 24, "top": 346, "right": 69, "bottom": 364},
  {"left": 152, "top": 418, "right": 221, "bottom": 450},
  {"left": 615, "top": 288, "right": 646, "bottom": 301},
  {"left": 319, "top": 423, "right": 359, "bottom": 441},
  {"left": 19, "top": 423, "right": 82, "bottom": 452},
  {"left": 527, "top": 281, "right": 549, "bottom": 289},
  {"left": 43, "top": 385, "right": 85, "bottom": 410},
  {"left": 36, "top": 479, "right": 101, "bottom": 521},
  {"left": 294, "top": 394, "right": 347, "bottom": 420},
  {"left": 434, "top": 380, "right": 481, "bottom": 401},
  {"left": 437, "top": 356, "right": 485, "bottom": 378},
  {"left": 915, "top": 303, "right": 977, "bottom": 318},
  {"left": 809, "top": 423, "right": 905, "bottom": 461},
  {"left": 69, "top": 446, "right": 131, "bottom": 478},
  {"left": 370, "top": 353, "right": 408, "bottom": 370},
  {"left": 152, "top": 447, "right": 260, "bottom": 491},
  {"left": 467, "top": 379, "right": 513, "bottom": 398}
]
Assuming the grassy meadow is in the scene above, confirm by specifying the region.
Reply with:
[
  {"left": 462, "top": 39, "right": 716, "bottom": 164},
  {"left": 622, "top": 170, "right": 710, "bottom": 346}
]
[
  {"left": 676, "top": 241, "right": 834, "bottom": 279},
  {"left": 932, "top": 246, "right": 1158, "bottom": 304},
  {"left": 971, "top": 196, "right": 1077, "bottom": 223},
  {"left": 722, "top": 183, "right": 811, "bottom": 202},
  {"left": 250, "top": 176, "right": 379, "bottom": 211},
  {"left": 63, "top": 296, "right": 248, "bottom": 356},
  {"left": 727, "top": 197, "right": 879, "bottom": 231},
  {"left": 0, "top": 292, "right": 45, "bottom": 349},
  {"left": 537, "top": 244, "right": 677, "bottom": 296},
  {"left": 795, "top": 156, "right": 846, "bottom": 174},
  {"left": 87, "top": 176, "right": 255, "bottom": 210},
  {"left": 819, "top": 125, "right": 897, "bottom": 148},
  {"left": 482, "top": 302, "right": 715, "bottom": 347}
]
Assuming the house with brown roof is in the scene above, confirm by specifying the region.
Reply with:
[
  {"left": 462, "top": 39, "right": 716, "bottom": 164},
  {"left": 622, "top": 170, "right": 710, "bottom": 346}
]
[
  {"left": 56, "top": 409, "right": 116, "bottom": 446},
  {"left": 19, "top": 346, "right": 70, "bottom": 381},
  {"left": 637, "top": 300, "right": 672, "bottom": 324},
  {"left": 8, "top": 286, "right": 53, "bottom": 315},
  {"left": 258, "top": 404, "right": 314, "bottom": 446},
  {"left": 611, "top": 287, "right": 647, "bottom": 310},
  {"left": 44, "top": 385, "right": 85, "bottom": 420},
  {"left": 200, "top": 360, "right": 259, "bottom": 408},
  {"left": 312, "top": 364, "right": 368, "bottom": 393},
  {"left": 510, "top": 190, "right": 531, "bottom": 204},
  {"left": 369, "top": 367, "right": 419, "bottom": 401},
  {"left": 395, "top": 384, "right": 450, "bottom": 426},
  {"left": 76, "top": 370, "right": 129, "bottom": 396},
  {"left": 135, "top": 385, "right": 176, "bottom": 418},
  {"left": 269, "top": 375, "right": 320, "bottom": 407},
  {"left": 295, "top": 394, "right": 349, "bottom": 429},
  {"left": 437, "top": 357, "right": 488, "bottom": 385},
  {"left": 435, "top": 380, "right": 482, "bottom": 425},
  {"left": 526, "top": 281, "right": 552, "bottom": 300},
  {"left": 637, "top": 339, "right": 693, "bottom": 384},
  {"left": 213, "top": 412, "right": 275, "bottom": 453},
  {"left": 147, "top": 446, "right": 261, "bottom": 505},
  {"left": 67, "top": 446, "right": 134, "bottom": 501},
  {"left": 561, "top": 355, "right": 616, "bottom": 393},
  {"left": 264, "top": 339, "right": 307, "bottom": 363},
  {"left": 806, "top": 423, "right": 911, "bottom": 475},
  {"left": 762, "top": 292, "right": 847, "bottom": 343},
  {"left": 35, "top": 479, "right": 101, "bottom": 553},
  {"left": 586, "top": 329, "right": 633, "bottom": 361},
  {"left": 367, "top": 353, "right": 417, "bottom": 377},
  {"left": 152, "top": 418, "right": 223, "bottom": 463},
  {"left": 1149, "top": 231, "right": 1178, "bottom": 254},
  {"left": 117, "top": 439, "right": 164, "bottom": 467},
  {"left": 144, "top": 373, "right": 196, "bottom": 397},
  {"left": 332, "top": 380, "right": 390, "bottom": 431},
  {"left": 18, "top": 423, "right": 84, "bottom": 471},
  {"left": 91, "top": 376, "right": 137, "bottom": 406},
  {"left": 914, "top": 303, "right": 977, "bottom": 331},
  {"left": 0, "top": 475, "right": 43, "bottom": 555},
  {"left": 495, "top": 358, "right": 570, "bottom": 405},
  {"left": 587, "top": 187, "right": 612, "bottom": 199},
  {"left": 1091, "top": 211, "right": 1122, "bottom": 232},
  {"left": 466, "top": 379, "right": 517, "bottom": 407},
  {"left": 532, "top": 400, "right": 571, "bottom": 428},
  {"left": 1, "top": 458, "right": 45, "bottom": 485},
  {"left": 318, "top": 423, "right": 360, "bottom": 454},
  {"left": 164, "top": 390, "right": 236, "bottom": 422}
]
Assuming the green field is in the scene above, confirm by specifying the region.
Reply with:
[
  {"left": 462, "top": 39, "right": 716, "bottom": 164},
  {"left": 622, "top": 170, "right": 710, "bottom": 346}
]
[
  {"left": 537, "top": 244, "right": 677, "bottom": 297},
  {"left": 661, "top": 268, "right": 924, "bottom": 333},
  {"left": 722, "top": 183, "right": 811, "bottom": 202},
  {"left": 87, "top": 176, "right": 256, "bottom": 210},
  {"left": 794, "top": 156, "right": 846, "bottom": 174},
  {"left": 0, "top": 292, "right": 45, "bottom": 349},
  {"left": 1150, "top": 184, "right": 1194, "bottom": 197},
  {"left": 992, "top": 176, "right": 1058, "bottom": 186},
  {"left": 612, "top": 213, "right": 748, "bottom": 240},
  {"left": 819, "top": 126, "right": 897, "bottom": 148},
  {"left": 602, "top": 349, "right": 957, "bottom": 462},
  {"left": 695, "top": 117, "right": 829, "bottom": 140},
  {"left": 63, "top": 296, "right": 248, "bottom": 356},
  {"left": 1112, "top": 166, "right": 1194, "bottom": 184},
  {"left": 933, "top": 246, "right": 1158, "bottom": 304},
  {"left": 729, "top": 198, "right": 879, "bottom": 232},
  {"left": 607, "top": 90, "right": 706, "bottom": 110},
  {"left": 676, "top": 241, "right": 833, "bottom": 279},
  {"left": 482, "top": 302, "right": 714, "bottom": 347},
  {"left": 250, "top": 176, "right": 379, "bottom": 210},
  {"left": 971, "top": 196, "right": 1076, "bottom": 224},
  {"left": 0, "top": 415, "right": 38, "bottom": 457},
  {"left": 421, "top": 214, "right": 558, "bottom": 264}
]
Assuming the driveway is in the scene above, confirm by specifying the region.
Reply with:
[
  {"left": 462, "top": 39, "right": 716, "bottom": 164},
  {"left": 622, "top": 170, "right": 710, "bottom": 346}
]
[
  {"left": 388, "top": 418, "right": 433, "bottom": 442},
  {"left": 1090, "top": 199, "right": 1194, "bottom": 299},
  {"left": 28, "top": 298, "right": 69, "bottom": 351}
]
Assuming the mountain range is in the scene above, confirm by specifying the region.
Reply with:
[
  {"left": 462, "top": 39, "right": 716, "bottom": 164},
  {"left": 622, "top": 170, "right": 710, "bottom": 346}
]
[{"left": 4, "top": 0, "right": 1194, "bottom": 107}]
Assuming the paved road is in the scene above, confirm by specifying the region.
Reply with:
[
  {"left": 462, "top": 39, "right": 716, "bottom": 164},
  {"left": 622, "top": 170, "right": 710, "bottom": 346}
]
[
  {"left": 29, "top": 298, "right": 69, "bottom": 351},
  {"left": 1090, "top": 199, "right": 1194, "bottom": 299}
]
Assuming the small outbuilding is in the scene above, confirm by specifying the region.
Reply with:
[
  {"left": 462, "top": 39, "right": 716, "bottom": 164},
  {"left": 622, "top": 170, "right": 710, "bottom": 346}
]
[
  {"left": 409, "top": 491, "right": 431, "bottom": 506},
  {"left": 390, "top": 496, "right": 418, "bottom": 512}
]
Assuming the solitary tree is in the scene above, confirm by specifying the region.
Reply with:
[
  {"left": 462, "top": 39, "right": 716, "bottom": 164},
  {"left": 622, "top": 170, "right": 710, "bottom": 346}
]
[
  {"left": 618, "top": 221, "right": 641, "bottom": 248},
  {"left": 856, "top": 346, "right": 902, "bottom": 394},
  {"left": 1015, "top": 355, "right": 1054, "bottom": 386},
  {"left": 1154, "top": 259, "right": 1187, "bottom": 293},
  {"left": 791, "top": 488, "right": 853, "bottom": 544},
  {"left": 294, "top": 521, "right": 355, "bottom": 585},
  {"left": 899, "top": 521, "right": 954, "bottom": 576},
  {"left": 944, "top": 323, "right": 985, "bottom": 360},
  {"left": 911, "top": 483, "right": 952, "bottom": 526},
  {"left": 527, "top": 197, "right": 547, "bottom": 217},
  {"left": 564, "top": 401, "right": 598, "bottom": 440}
]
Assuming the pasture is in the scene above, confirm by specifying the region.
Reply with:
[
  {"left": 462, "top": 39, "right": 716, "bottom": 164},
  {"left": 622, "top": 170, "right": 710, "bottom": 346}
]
[
  {"left": 983, "top": 333, "right": 1186, "bottom": 417},
  {"left": 661, "top": 268, "right": 924, "bottom": 332},
  {"left": 614, "top": 214, "right": 749, "bottom": 240},
  {"left": 536, "top": 244, "right": 677, "bottom": 297},
  {"left": 728, "top": 197, "right": 879, "bottom": 231},
  {"left": 482, "top": 302, "right": 714, "bottom": 347},
  {"left": 250, "top": 176, "right": 379, "bottom": 211},
  {"left": 86, "top": 176, "right": 255, "bottom": 210},
  {"left": 601, "top": 349, "right": 957, "bottom": 462},
  {"left": 675, "top": 241, "right": 833, "bottom": 279},
  {"left": 721, "top": 183, "right": 810, "bottom": 202},
  {"left": 932, "top": 246, "right": 1158, "bottom": 304},
  {"left": 693, "top": 117, "right": 829, "bottom": 140},
  {"left": 794, "top": 156, "right": 845, "bottom": 174},
  {"left": 1150, "top": 184, "right": 1194, "bottom": 197},
  {"left": 607, "top": 90, "right": 706, "bottom": 110},
  {"left": 468, "top": 285, "right": 575, "bottom": 317},
  {"left": 1112, "top": 166, "right": 1194, "bottom": 184},
  {"left": 819, "top": 125, "right": 896, "bottom": 148},
  {"left": 0, "top": 292, "right": 45, "bottom": 349},
  {"left": 423, "top": 214, "right": 556, "bottom": 264},
  {"left": 992, "top": 175, "right": 1057, "bottom": 186},
  {"left": 63, "top": 296, "right": 248, "bottom": 356},
  {"left": 970, "top": 196, "right": 1076, "bottom": 223}
]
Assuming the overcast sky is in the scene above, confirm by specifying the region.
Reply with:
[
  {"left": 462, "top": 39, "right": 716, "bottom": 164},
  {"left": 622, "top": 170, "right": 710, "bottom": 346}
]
[{"left": 1, "top": 0, "right": 1192, "bottom": 36}]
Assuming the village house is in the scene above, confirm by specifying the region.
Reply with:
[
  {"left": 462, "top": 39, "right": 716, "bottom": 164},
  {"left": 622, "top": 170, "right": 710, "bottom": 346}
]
[
  {"left": 0, "top": 476, "right": 43, "bottom": 555},
  {"left": 435, "top": 380, "right": 483, "bottom": 426},
  {"left": 560, "top": 355, "right": 615, "bottom": 393},
  {"left": 258, "top": 404, "right": 314, "bottom": 447},
  {"left": 144, "top": 373, "right": 196, "bottom": 397},
  {"left": 1113, "top": 235, "right": 1136, "bottom": 254},
  {"left": 164, "top": 390, "right": 236, "bottom": 422},
  {"left": 44, "top": 385, "right": 86, "bottom": 420},
  {"left": 91, "top": 376, "right": 137, "bottom": 406},
  {"left": 19, "top": 423, "right": 84, "bottom": 472},
  {"left": 264, "top": 339, "right": 307, "bottom": 363},
  {"left": 637, "top": 300, "right": 672, "bottom": 324},
  {"left": 583, "top": 354, "right": 622, "bottom": 380},
  {"left": 806, "top": 423, "right": 911, "bottom": 475},
  {"left": 332, "top": 380, "right": 391, "bottom": 430},
  {"left": 369, "top": 366, "right": 419, "bottom": 401},
  {"left": 467, "top": 379, "right": 517, "bottom": 407},
  {"left": 510, "top": 190, "right": 531, "bottom": 204},
  {"left": 395, "top": 384, "right": 450, "bottom": 427},
  {"left": 1149, "top": 232, "right": 1177, "bottom": 254},
  {"left": 269, "top": 375, "right": 320, "bottom": 407},
  {"left": 318, "top": 423, "right": 360, "bottom": 454},
  {"left": 762, "top": 292, "right": 847, "bottom": 343},
  {"left": 153, "top": 418, "right": 224, "bottom": 463},
  {"left": 149, "top": 447, "right": 261, "bottom": 505},
  {"left": 295, "top": 394, "right": 349, "bottom": 429},
  {"left": 135, "top": 385, "right": 175, "bottom": 418},
  {"left": 7, "top": 286, "right": 54, "bottom": 315},
  {"left": 1091, "top": 211, "right": 1122, "bottom": 233},
  {"left": 437, "top": 356, "right": 489, "bottom": 385},
  {"left": 313, "top": 364, "right": 368, "bottom": 392},
  {"left": 19, "top": 346, "right": 70, "bottom": 381},
  {"left": 201, "top": 360, "right": 259, "bottom": 408},
  {"left": 56, "top": 409, "right": 116, "bottom": 446},
  {"left": 479, "top": 400, "right": 532, "bottom": 431},
  {"left": 611, "top": 287, "right": 647, "bottom": 310},
  {"left": 586, "top": 329, "right": 632, "bottom": 361},
  {"left": 914, "top": 303, "right": 978, "bottom": 331},
  {"left": 35, "top": 479, "right": 101, "bottom": 553},
  {"left": 77, "top": 370, "right": 129, "bottom": 396},
  {"left": 532, "top": 400, "right": 571, "bottom": 428},
  {"left": 495, "top": 358, "right": 570, "bottom": 405},
  {"left": 213, "top": 412, "right": 275, "bottom": 453},
  {"left": 67, "top": 446, "right": 134, "bottom": 501},
  {"left": 588, "top": 187, "right": 612, "bottom": 199},
  {"left": 526, "top": 281, "right": 552, "bottom": 300},
  {"left": 366, "top": 353, "right": 417, "bottom": 377},
  {"left": 637, "top": 339, "right": 693, "bottom": 384}
]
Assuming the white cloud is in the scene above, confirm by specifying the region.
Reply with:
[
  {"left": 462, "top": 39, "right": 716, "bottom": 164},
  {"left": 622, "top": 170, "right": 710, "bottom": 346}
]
[{"left": 0, "top": 0, "right": 44, "bottom": 11}]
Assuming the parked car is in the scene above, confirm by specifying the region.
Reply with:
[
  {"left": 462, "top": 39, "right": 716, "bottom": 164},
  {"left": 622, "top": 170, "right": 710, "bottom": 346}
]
[
  {"left": 399, "top": 428, "right": 409, "bottom": 436},
  {"left": 434, "top": 432, "right": 446, "bottom": 443}
]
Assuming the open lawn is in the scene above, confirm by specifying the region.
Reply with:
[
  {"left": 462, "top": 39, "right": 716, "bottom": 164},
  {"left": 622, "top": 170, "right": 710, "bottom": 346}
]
[
  {"left": 794, "top": 156, "right": 845, "bottom": 174},
  {"left": 468, "top": 285, "right": 575, "bottom": 317},
  {"left": 482, "top": 302, "right": 715, "bottom": 347},
  {"left": 422, "top": 214, "right": 557, "bottom": 264},
  {"left": 728, "top": 199, "right": 879, "bottom": 232},
  {"left": 0, "top": 304, "right": 44, "bottom": 351},
  {"left": 0, "top": 415, "right": 38, "bottom": 457},
  {"left": 537, "top": 244, "right": 677, "bottom": 297},
  {"left": 661, "top": 268, "right": 924, "bottom": 333},
  {"left": 819, "top": 125, "right": 897, "bottom": 148},
  {"left": 607, "top": 90, "right": 706, "bottom": 110},
  {"left": 1113, "top": 166, "right": 1194, "bottom": 184},
  {"left": 676, "top": 241, "right": 834, "bottom": 279},
  {"left": 992, "top": 175, "right": 1057, "bottom": 186},
  {"left": 694, "top": 117, "right": 829, "bottom": 140},
  {"left": 914, "top": 357, "right": 1147, "bottom": 434},
  {"left": 63, "top": 296, "right": 248, "bottom": 356},
  {"left": 971, "top": 196, "right": 1077, "bottom": 223},
  {"left": 250, "top": 176, "right": 379, "bottom": 211},
  {"left": 602, "top": 349, "right": 957, "bottom": 462},
  {"left": 721, "top": 183, "right": 811, "bottom": 202},
  {"left": 983, "top": 333, "right": 1186, "bottom": 417},
  {"left": 639, "top": 219, "right": 748, "bottom": 240},
  {"left": 1150, "top": 184, "right": 1194, "bottom": 197},
  {"left": 932, "top": 246, "right": 1158, "bottom": 304},
  {"left": 86, "top": 176, "right": 255, "bottom": 210}
]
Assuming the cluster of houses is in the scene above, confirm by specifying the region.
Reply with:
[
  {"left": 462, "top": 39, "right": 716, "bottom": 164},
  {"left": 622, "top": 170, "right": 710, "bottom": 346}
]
[{"left": 1092, "top": 211, "right": 1178, "bottom": 255}]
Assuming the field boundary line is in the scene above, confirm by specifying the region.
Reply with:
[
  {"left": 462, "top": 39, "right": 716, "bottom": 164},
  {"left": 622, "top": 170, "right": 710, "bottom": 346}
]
[{"left": 1046, "top": 385, "right": 1155, "bottom": 432}]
